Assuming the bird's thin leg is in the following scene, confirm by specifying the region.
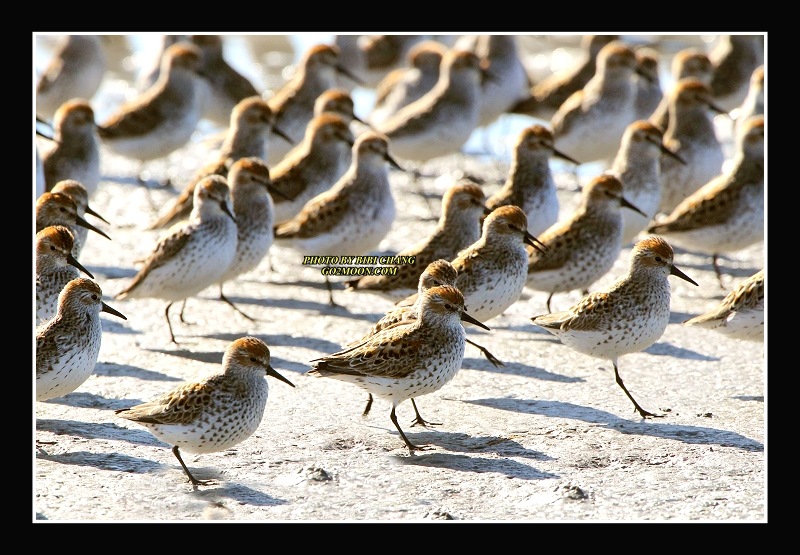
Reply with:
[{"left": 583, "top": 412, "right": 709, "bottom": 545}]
[
  {"left": 324, "top": 273, "right": 339, "bottom": 307},
  {"left": 613, "top": 362, "right": 662, "bottom": 419},
  {"left": 410, "top": 398, "right": 441, "bottom": 428},
  {"left": 546, "top": 293, "right": 554, "bottom": 314},
  {"left": 712, "top": 254, "right": 726, "bottom": 290},
  {"left": 165, "top": 302, "right": 179, "bottom": 344},
  {"left": 390, "top": 406, "right": 427, "bottom": 452},
  {"left": 466, "top": 338, "right": 505, "bottom": 367},
  {"left": 172, "top": 445, "right": 211, "bottom": 486},
  {"left": 219, "top": 284, "right": 255, "bottom": 321},
  {"left": 362, "top": 394, "right": 374, "bottom": 417}
]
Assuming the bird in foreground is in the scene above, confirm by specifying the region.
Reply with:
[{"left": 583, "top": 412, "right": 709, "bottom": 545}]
[
  {"left": 214, "top": 157, "right": 277, "bottom": 320},
  {"left": 146, "top": 95, "right": 290, "bottom": 230},
  {"left": 115, "top": 336, "right": 295, "bottom": 486},
  {"left": 308, "top": 285, "right": 489, "bottom": 451},
  {"left": 36, "top": 277, "right": 127, "bottom": 402},
  {"left": 188, "top": 34, "right": 260, "bottom": 127},
  {"left": 608, "top": 120, "right": 686, "bottom": 245},
  {"left": 270, "top": 113, "right": 356, "bottom": 226},
  {"left": 48, "top": 179, "right": 110, "bottom": 259},
  {"left": 683, "top": 269, "right": 764, "bottom": 342},
  {"left": 36, "top": 34, "right": 106, "bottom": 121},
  {"left": 527, "top": 174, "right": 646, "bottom": 313},
  {"left": 655, "top": 78, "right": 727, "bottom": 215},
  {"left": 266, "top": 43, "right": 364, "bottom": 166},
  {"left": 531, "top": 236, "right": 698, "bottom": 418},
  {"left": 551, "top": 40, "right": 643, "bottom": 165},
  {"left": 35, "top": 191, "right": 111, "bottom": 246},
  {"left": 647, "top": 115, "right": 764, "bottom": 290},
  {"left": 35, "top": 225, "right": 94, "bottom": 325},
  {"left": 485, "top": 124, "right": 580, "bottom": 237},
  {"left": 114, "top": 175, "right": 238, "bottom": 344},
  {"left": 344, "top": 180, "right": 487, "bottom": 300},
  {"left": 41, "top": 98, "right": 101, "bottom": 197},
  {"left": 368, "top": 39, "right": 447, "bottom": 128},
  {"left": 510, "top": 34, "right": 620, "bottom": 120},
  {"left": 96, "top": 42, "right": 206, "bottom": 182},
  {"left": 274, "top": 131, "right": 402, "bottom": 306},
  {"left": 374, "top": 48, "right": 491, "bottom": 165}
]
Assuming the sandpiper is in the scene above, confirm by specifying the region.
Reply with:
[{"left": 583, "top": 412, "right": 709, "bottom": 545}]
[
  {"left": 734, "top": 65, "right": 764, "bottom": 140},
  {"left": 344, "top": 180, "right": 487, "bottom": 300},
  {"left": 633, "top": 47, "right": 662, "bottom": 121},
  {"left": 609, "top": 120, "right": 686, "bottom": 245},
  {"left": 41, "top": 99, "right": 101, "bottom": 197},
  {"left": 486, "top": 124, "right": 580, "bottom": 237},
  {"left": 36, "top": 277, "right": 127, "bottom": 402},
  {"left": 36, "top": 225, "right": 94, "bottom": 325},
  {"left": 308, "top": 285, "right": 489, "bottom": 451},
  {"left": 114, "top": 175, "right": 238, "bottom": 344},
  {"left": 683, "top": 268, "right": 764, "bottom": 341},
  {"left": 189, "top": 35, "right": 261, "bottom": 127},
  {"left": 647, "top": 115, "right": 764, "bottom": 289},
  {"left": 273, "top": 131, "right": 401, "bottom": 306},
  {"left": 656, "top": 78, "right": 727, "bottom": 215},
  {"left": 36, "top": 34, "right": 106, "bottom": 121},
  {"left": 526, "top": 174, "right": 646, "bottom": 313},
  {"left": 135, "top": 34, "right": 185, "bottom": 92},
  {"left": 531, "top": 236, "right": 698, "bottom": 418},
  {"left": 35, "top": 191, "right": 111, "bottom": 249},
  {"left": 266, "top": 43, "right": 364, "bottom": 166},
  {"left": 709, "top": 34, "right": 764, "bottom": 113},
  {"left": 551, "top": 40, "right": 643, "bottom": 165},
  {"left": 97, "top": 42, "right": 206, "bottom": 181},
  {"left": 48, "top": 179, "right": 110, "bottom": 259},
  {"left": 368, "top": 39, "right": 447, "bottom": 128},
  {"left": 115, "top": 336, "right": 295, "bottom": 486},
  {"left": 271, "top": 113, "right": 355, "bottom": 226},
  {"left": 147, "top": 96, "right": 289, "bottom": 230},
  {"left": 648, "top": 47, "right": 713, "bottom": 130},
  {"left": 358, "top": 35, "right": 431, "bottom": 89}
]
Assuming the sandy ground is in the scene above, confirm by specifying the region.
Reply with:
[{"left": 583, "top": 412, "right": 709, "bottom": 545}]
[{"left": 33, "top": 129, "right": 766, "bottom": 523}]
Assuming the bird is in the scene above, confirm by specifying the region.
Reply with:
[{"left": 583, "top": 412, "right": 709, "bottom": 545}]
[
  {"left": 273, "top": 131, "right": 401, "bottom": 306},
  {"left": 373, "top": 48, "right": 491, "bottom": 165},
  {"left": 509, "top": 34, "right": 620, "bottom": 121},
  {"left": 135, "top": 34, "right": 186, "bottom": 92},
  {"left": 36, "top": 117, "right": 55, "bottom": 199},
  {"left": 648, "top": 47, "right": 713, "bottom": 131},
  {"left": 214, "top": 157, "right": 277, "bottom": 320},
  {"left": 270, "top": 113, "right": 356, "bottom": 226},
  {"left": 655, "top": 78, "right": 727, "bottom": 215},
  {"left": 313, "top": 87, "right": 370, "bottom": 134},
  {"left": 35, "top": 191, "right": 111, "bottom": 246},
  {"left": 734, "top": 65, "right": 764, "bottom": 139},
  {"left": 485, "top": 124, "right": 580, "bottom": 237},
  {"left": 608, "top": 120, "right": 686, "bottom": 245},
  {"left": 531, "top": 236, "right": 699, "bottom": 418},
  {"left": 96, "top": 42, "right": 206, "bottom": 182},
  {"left": 114, "top": 175, "right": 238, "bottom": 344},
  {"left": 459, "top": 34, "right": 531, "bottom": 129},
  {"left": 308, "top": 284, "right": 489, "bottom": 451},
  {"left": 36, "top": 277, "right": 127, "bottom": 402},
  {"left": 368, "top": 39, "right": 448, "bottom": 128},
  {"left": 47, "top": 179, "right": 110, "bottom": 259},
  {"left": 146, "top": 95, "right": 290, "bottom": 230},
  {"left": 36, "top": 225, "right": 94, "bottom": 325},
  {"left": 114, "top": 336, "right": 295, "bottom": 486},
  {"left": 41, "top": 98, "right": 101, "bottom": 197},
  {"left": 36, "top": 34, "right": 106, "bottom": 121},
  {"left": 633, "top": 47, "right": 662, "bottom": 121},
  {"left": 188, "top": 35, "right": 261, "bottom": 127},
  {"left": 358, "top": 35, "right": 432, "bottom": 89},
  {"left": 344, "top": 180, "right": 488, "bottom": 300},
  {"left": 683, "top": 268, "right": 764, "bottom": 342},
  {"left": 526, "top": 174, "right": 646, "bottom": 313},
  {"left": 551, "top": 40, "right": 644, "bottom": 165},
  {"left": 708, "top": 34, "right": 764, "bottom": 113},
  {"left": 647, "top": 115, "right": 764, "bottom": 290},
  {"left": 266, "top": 43, "right": 364, "bottom": 166},
  {"left": 448, "top": 205, "right": 546, "bottom": 323},
  {"left": 346, "top": 258, "right": 503, "bottom": 422}
]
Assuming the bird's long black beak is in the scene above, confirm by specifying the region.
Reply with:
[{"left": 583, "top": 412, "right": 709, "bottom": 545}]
[
  {"left": 670, "top": 265, "right": 699, "bottom": 286},
  {"left": 268, "top": 365, "right": 296, "bottom": 387},
  {"left": 461, "top": 310, "right": 490, "bottom": 331},
  {"left": 75, "top": 214, "right": 111, "bottom": 240}
]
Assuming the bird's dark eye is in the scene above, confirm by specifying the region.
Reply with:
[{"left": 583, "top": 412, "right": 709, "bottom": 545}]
[
  {"left": 444, "top": 304, "right": 452, "bottom": 309},
  {"left": 250, "top": 357, "right": 258, "bottom": 363},
  {"left": 50, "top": 245, "right": 56, "bottom": 251},
  {"left": 654, "top": 256, "right": 663, "bottom": 262},
  {"left": 91, "top": 294, "right": 99, "bottom": 301},
  {"left": 434, "top": 280, "right": 441, "bottom": 286}
]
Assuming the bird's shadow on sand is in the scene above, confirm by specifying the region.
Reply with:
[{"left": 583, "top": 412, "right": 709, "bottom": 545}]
[
  {"left": 462, "top": 398, "right": 763, "bottom": 451},
  {"left": 460, "top": 357, "right": 585, "bottom": 383}
]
